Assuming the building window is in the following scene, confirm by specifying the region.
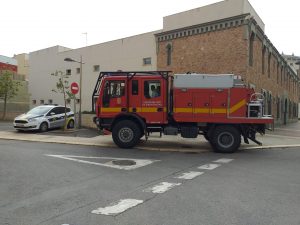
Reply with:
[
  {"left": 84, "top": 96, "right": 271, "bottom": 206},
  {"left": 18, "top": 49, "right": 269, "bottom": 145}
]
[
  {"left": 66, "top": 69, "right": 71, "bottom": 75},
  {"left": 40, "top": 100, "right": 44, "bottom": 105},
  {"left": 48, "top": 99, "right": 53, "bottom": 104},
  {"left": 166, "top": 44, "right": 172, "bottom": 66},
  {"left": 268, "top": 52, "right": 271, "bottom": 78},
  {"left": 262, "top": 47, "right": 266, "bottom": 74},
  {"left": 76, "top": 68, "right": 80, "bottom": 74},
  {"left": 277, "top": 62, "right": 279, "bottom": 84},
  {"left": 281, "top": 66, "right": 283, "bottom": 85},
  {"left": 93, "top": 65, "right": 100, "bottom": 72},
  {"left": 277, "top": 97, "right": 280, "bottom": 119},
  {"left": 249, "top": 32, "right": 255, "bottom": 66},
  {"left": 143, "top": 57, "right": 152, "bottom": 65},
  {"left": 32, "top": 100, "right": 36, "bottom": 105}
]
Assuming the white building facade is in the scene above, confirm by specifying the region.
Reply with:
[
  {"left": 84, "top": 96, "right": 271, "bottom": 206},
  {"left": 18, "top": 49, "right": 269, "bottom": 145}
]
[{"left": 29, "top": 31, "right": 158, "bottom": 111}]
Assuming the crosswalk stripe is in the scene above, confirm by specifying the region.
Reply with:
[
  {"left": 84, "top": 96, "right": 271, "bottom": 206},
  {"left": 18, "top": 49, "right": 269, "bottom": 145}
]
[
  {"left": 198, "top": 163, "right": 220, "bottom": 170},
  {"left": 144, "top": 182, "right": 181, "bottom": 194},
  {"left": 175, "top": 171, "right": 204, "bottom": 180},
  {"left": 91, "top": 199, "right": 143, "bottom": 216},
  {"left": 213, "top": 158, "right": 234, "bottom": 163}
]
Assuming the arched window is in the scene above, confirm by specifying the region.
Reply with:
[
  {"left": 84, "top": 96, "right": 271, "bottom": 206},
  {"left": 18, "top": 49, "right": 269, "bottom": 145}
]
[
  {"left": 249, "top": 32, "right": 255, "bottom": 66},
  {"left": 166, "top": 44, "right": 172, "bottom": 66},
  {"left": 268, "top": 52, "right": 271, "bottom": 78}
]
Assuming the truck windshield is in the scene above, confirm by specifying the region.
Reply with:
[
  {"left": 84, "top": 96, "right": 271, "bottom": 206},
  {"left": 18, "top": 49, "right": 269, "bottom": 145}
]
[{"left": 102, "top": 80, "right": 125, "bottom": 106}]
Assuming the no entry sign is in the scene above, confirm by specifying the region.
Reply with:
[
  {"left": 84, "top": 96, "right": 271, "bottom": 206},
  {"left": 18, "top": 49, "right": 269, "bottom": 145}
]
[{"left": 70, "top": 82, "right": 79, "bottom": 95}]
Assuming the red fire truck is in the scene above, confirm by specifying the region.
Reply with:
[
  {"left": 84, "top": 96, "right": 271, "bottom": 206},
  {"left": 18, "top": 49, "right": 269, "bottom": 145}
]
[{"left": 93, "top": 71, "right": 273, "bottom": 153}]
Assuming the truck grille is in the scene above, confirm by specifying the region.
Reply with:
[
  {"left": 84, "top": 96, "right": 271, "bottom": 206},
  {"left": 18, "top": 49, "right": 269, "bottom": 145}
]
[{"left": 15, "top": 120, "right": 28, "bottom": 124}]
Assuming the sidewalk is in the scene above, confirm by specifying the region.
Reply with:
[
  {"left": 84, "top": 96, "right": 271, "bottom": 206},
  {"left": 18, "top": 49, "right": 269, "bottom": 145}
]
[{"left": 1, "top": 122, "right": 300, "bottom": 152}]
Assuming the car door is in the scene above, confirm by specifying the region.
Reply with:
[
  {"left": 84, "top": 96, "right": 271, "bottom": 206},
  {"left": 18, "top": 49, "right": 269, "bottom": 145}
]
[
  {"left": 46, "top": 108, "right": 59, "bottom": 128},
  {"left": 56, "top": 107, "right": 67, "bottom": 127}
]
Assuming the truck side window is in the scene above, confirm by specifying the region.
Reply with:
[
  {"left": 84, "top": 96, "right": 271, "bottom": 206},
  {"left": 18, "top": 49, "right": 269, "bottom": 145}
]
[
  {"left": 144, "top": 80, "right": 161, "bottom": 98},
  {"left": 132, "top": 80, "right": 138, "bottom": 95}
]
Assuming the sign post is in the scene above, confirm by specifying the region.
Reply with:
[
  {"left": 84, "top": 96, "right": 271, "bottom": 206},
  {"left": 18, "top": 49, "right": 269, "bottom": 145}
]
[{"left": 70, "top": 82, "right": 79, "bottom": 128}]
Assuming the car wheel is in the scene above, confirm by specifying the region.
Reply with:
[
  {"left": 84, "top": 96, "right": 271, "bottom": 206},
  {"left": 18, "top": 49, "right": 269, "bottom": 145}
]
[
  {"left": 39, "top": 122, "right": 48, "bottom": 132},
  {"left": 67, "top": 119, "right": 75, "bottom": 129}
]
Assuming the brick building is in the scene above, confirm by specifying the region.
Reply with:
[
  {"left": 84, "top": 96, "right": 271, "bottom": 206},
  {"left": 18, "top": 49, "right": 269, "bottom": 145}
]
[
  {"left": 156, "top": 0, "right": 299, "bottom": 125},
  {"left": 0, "top": 55, "right": 29, "bottom": 120}
]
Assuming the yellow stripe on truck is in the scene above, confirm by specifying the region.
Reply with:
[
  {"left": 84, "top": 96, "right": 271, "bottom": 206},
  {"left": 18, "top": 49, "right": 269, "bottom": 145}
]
[
  {"left": 100, "top": 99, "right": 246, "bottom": 114},
  {"left": 174, "top": 99, "right": 246, "bottom": 114},
  {"left": 229, "top": 99, "right": 246, "bottom": 113},
  {"left": 101, "top": 108, "right": 122, "bottom": 113},
  {"left": 101, "top": 107, "right": 167, "bottom": 113}
]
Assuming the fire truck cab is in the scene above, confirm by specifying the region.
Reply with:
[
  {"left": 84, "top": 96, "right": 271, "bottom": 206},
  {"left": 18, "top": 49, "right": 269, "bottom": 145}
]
[{"left": 93, "top": 71, "right": 273, "bottom": 153}]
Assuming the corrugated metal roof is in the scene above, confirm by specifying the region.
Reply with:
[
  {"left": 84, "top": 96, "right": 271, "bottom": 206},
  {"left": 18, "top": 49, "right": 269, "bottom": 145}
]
[{"left": 0, "top": 55, "right": 17, "bottom": 65}]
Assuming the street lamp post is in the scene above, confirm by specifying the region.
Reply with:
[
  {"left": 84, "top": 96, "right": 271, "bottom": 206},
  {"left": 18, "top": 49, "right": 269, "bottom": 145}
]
[{"left": 64, "top": 56, "right": 84, "bottom": 129}]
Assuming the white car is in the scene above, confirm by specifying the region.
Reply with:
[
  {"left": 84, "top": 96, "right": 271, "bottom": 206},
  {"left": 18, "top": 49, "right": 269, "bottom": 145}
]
[{"left": 13, "top": 105, "right": 75, "bottom": 132}]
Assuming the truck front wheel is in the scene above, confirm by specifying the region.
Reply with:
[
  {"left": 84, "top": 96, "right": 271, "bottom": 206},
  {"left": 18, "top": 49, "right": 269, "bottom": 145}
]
[
  {"left": 112, "top": 120, "right": 141, "bottom": 148},
  {"left": 211, "top": 125, "right": 241, "bottom": 153}
]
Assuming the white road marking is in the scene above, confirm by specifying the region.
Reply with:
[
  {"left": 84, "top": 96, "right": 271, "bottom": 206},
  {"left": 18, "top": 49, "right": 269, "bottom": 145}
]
[
  {"left": 213, "top": 158, "right": 234, "bottom": 163},
  {"left": 175, "top": 171, "right": 204, "bottom": 180},
  {"left": 198, "top": 163, "right": 220, "bottom": 170},
  {"left": 91, "top": 199, "right": 143, "bottom": 216},
  {"left": 46, "top": 155, "right": 159, "bottom": 170},
  {"left": 144, "top": 182, "right": 181, "bottom": 194}
]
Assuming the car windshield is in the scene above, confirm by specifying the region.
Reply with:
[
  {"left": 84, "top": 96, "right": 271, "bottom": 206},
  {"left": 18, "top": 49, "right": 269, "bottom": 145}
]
[{"left": 26, "top": 106, "right": 51, "bottom": 115}]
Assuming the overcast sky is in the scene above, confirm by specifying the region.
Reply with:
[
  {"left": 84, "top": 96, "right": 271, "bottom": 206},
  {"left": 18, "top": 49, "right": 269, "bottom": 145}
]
[{"left": 1, "top": 0, "right": 299, "bottom": 57}]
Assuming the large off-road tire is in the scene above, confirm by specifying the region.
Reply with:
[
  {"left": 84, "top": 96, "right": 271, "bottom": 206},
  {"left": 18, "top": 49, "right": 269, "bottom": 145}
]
[
  {"left": 112, "top": 120, "right": 141, "bottom": 148},
  {"left": 211, "top": 125, "right": 241, "bottom": 153},
  {"left": 39, "top": 122, "right": 48, "bottom": 132}
]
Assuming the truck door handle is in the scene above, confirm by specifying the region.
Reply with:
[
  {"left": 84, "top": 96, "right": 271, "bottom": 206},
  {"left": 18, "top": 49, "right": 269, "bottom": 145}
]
[
  {"left": 121, "top": 108, "right": 127, "bottom": 112},
  {"left": 204, "top": 103, "right": 209, "bottom": 106},
  {"left": 187, "top": 103, "right": 192, "bottom": 107},
  {"left": 157, "top": 107, "right": 163, "bottom": 112}
]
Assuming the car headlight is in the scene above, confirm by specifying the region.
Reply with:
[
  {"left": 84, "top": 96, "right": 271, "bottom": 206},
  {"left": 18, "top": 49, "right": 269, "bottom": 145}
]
[{"left": 28, "top": 118, "right": 37, "bottom": 122}]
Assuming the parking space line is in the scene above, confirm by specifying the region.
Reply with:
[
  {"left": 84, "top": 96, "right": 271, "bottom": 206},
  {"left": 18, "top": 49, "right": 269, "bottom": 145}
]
[
  {"left": 91, "top": 199, "right": 143, "bottom": 216},
  {"left": 46, "top": 154, "right": 159, "bottom": 170},
  {"left": 213, "top": 158, "right": 234, "bottom": 163},
  {"left": 175, "top": 171, "right": 204, "bottom": 180},
  {"left": 198, "top": 163, "right": 220, "bottom": 170},
  {"left": 144, "top": 182, "right": 181, "bottom": 194}
]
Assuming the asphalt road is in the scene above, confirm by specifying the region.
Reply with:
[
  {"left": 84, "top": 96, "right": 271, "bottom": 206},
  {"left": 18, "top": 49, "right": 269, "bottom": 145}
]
[{"left": 1, "top": 140, "right": 300, "bottom": 225}]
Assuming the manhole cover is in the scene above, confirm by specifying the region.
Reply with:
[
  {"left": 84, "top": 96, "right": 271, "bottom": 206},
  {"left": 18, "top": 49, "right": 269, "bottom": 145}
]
[{"left": 112, "top": 160, "right": 136, "bottom": 166}]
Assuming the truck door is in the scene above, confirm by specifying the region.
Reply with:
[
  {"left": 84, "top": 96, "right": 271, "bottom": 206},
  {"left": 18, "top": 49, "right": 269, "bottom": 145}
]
[
  {"left": 210, "top": 90, "right": 228, "bottom": 118},
  {"left": 101, "top": 79, "right": 127, "bottom": 116},
  {"left": 140, "top": 78, "right": 167, "bottom": 124},
  {"left": 193, "top": 92, "right": 210, "bottom": 119}
]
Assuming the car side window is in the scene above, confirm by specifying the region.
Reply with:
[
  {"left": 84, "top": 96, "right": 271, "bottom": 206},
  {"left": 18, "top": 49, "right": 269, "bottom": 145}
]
[
  {"left": 57, "top": 107, "right": 65, "bottom": 114},
  {"left": 47, "top": 109, "right": 56, "bottom": 116}
]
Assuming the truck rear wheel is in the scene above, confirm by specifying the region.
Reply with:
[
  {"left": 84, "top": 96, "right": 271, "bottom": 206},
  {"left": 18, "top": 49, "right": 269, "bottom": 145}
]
[
  {"left": 211, "top": 125, "right": 241, "bottom": 153},
  {"left": 112, "top": 120, "right": 141, "bottom": 148}
]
